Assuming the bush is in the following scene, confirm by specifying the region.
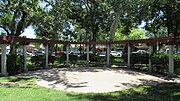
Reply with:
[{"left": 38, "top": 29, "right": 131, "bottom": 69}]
[
  {"left": 70, "top": 54, "right": 78, "bottom": 65},
  {"left": 173, "top": 54, "right": 180, "bottom": 75},
  {"left": 56, "top": 54, "right": 66, "bottom": 62},
  {"left": 130, "top": 53, "right": 149, "bottom": 67},
  {"left": 30, "top": 55, "right": 44, "bottom": 70},
  {"left": 79, "top": 54, "right": 102, "bottom": 62},
  {"left": 151, "top": 53, "right": 169, "bottom": 73},
  {"left": 79, "top": 54, "right": 86, "bottom": 60},
  {"left": 7, "top": 54, "right": 24, "bottom": 75},
  {"left": 48, "top": 55, "right": 55, "bottom": 64},
  {"left": 89, "top": 54, "right": 101, "bottom": 62}
]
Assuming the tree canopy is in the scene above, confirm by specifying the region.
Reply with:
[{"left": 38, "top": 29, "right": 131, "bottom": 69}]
[
  {"left": 1, "top": 0, "right": 179, "bottom": 40},
  {"left": 0, "top": 0, "right": 41, "bottom": 36}
]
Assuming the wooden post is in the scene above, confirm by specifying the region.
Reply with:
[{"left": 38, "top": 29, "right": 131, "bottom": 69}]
[
  {"left": 1, "top": 33, "right": 8, "bottom": 75},
  {"left": 66, "top": 44, "right": 70, "bottom": 65},
  {"left": 107, "top": 44, "right": 110, "bottom": 67},
  {"left": 87, "top": 42, "right": 90, "bottom": 65},
  {"left": 127, "top": 44, "right": 131, "bottom": 68},
  {"left": 23, "top": 36, "right": 28, "bottom": 72},
  {"left": 149, "top": 45, "right": 153, "bottom": 72},
  {"left": 168, "top": 45, "right": 176, "bottom": 77},
  {"left": 45, "top": 44, "right": 49, "bottom": 68}
]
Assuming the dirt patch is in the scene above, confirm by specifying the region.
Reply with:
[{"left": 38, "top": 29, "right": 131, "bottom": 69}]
[{"left": 0, "top": 82, "right": 18, "bottom": 86}]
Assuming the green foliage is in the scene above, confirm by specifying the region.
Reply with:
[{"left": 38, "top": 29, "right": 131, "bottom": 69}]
[
  {"left": 115, "top": 28, "right": 146, "bottom": 41},
  {"left": 79, "top": 54, "right": 87, "bottom": 60},
  {"left": 151, "top": 53, "right": 180, "bottom": 74},
  {"left": 111, "top": 56, "right": 124, "bottom": 63},
  {"left": 7, "top": 54, "right": 24, "bottom": 75},
  {"left": 30, "top": 56, "right": 44, "bottom": 70},
  {"left": 69, "top": 54, "right": 78, "bottom": 65},
  {"left": 136, "top": 0, "right": 180, "bottom": 36},
  {"left": 48, "top": 55, "right": 55, "bottom": 64},
  {"left": 89, "top": 54, "right": 101, "bottom": 62},
  {"left": 151, "top": 53, "right": 169, "bottom": 73},
  {"left": 79, "top": 54, "right": 106, "bottom": 63},
  {"left": 174, "top": 55, "right": 180, "bottom": 75},
  {"left": 55, "top": 54, "right": 66, "bottom": 62},
  {"left": 0, "top": 0, "right": 40, "bottom": 36},
  {"left": 131, "top": 53, "right": 149, "bottom": 67},
  {"left": 33, "top": 0, "right": 70, "bottom": 40}
]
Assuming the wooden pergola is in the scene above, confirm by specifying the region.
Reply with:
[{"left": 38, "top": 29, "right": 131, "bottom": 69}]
[{"left": 0, "top": 34, "right": 178, "bottom": 77}]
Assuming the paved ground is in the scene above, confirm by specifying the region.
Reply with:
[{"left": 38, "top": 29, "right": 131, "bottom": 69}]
[{"left": 20, "top": 67, "right": 180, "bottom": 93}]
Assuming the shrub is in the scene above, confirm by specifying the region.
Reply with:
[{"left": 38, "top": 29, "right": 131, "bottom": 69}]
[
  {"left": 56, "top": 54, "right": 66, "bottom": 62},
  {"left": 151, "top": 53, "right": 169, "bottom": 73},
  {"left": 79, "top": 54, "right": 102, "bottom": 62},
  {"left": 7, "top": 54, "right": 24, "bottom": 75},
  {"left": 69, "top": 54, "right": 78, "bottom": 66},
  {"left": 89, "top": 54, "right": 101, "bottom": 62},
  {"left": 30, "top": 55, "right": 44, "bottom": 70},
  {"left": 130, "top": 53, "right": 149, "bottom": 67},
  {"left": 174, "top": 54, "right": 180, "bottom": 75},
  {"left": 48, "top": 55, "right": 55, "bottom": 64},
  {"left": 79, "top": 54, "right": 86, "bottom": 60}
]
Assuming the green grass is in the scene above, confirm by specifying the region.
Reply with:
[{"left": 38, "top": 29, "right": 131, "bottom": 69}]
[{"left": 0, "top": 76, "right": 180, "bottom": 101}]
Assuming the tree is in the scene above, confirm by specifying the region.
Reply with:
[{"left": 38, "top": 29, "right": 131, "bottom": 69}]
[
  {"left": 0, "top": 0, "right": 41, "bottom": 53},
  {"left": 66, "top": 0, "right": 113, "bottom": 53},
  {"left": 115, "top": 28, "right": 146, "bottom": 41},
  {"left": 33, "top": 0, "right": 72, "bottom": 40},
  {"left": 135, "top": 0, "right": 180, "bottom": 36},
  {"left": 0, "top": 0, "right": 40, "bottom": 36}
]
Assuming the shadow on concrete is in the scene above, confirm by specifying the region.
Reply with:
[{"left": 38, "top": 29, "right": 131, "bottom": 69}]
[{"left": 19, "top": 67, "right": 180, "bottom": 92}]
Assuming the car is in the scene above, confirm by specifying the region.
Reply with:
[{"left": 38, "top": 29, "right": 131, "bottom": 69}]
[
  {"left": 71, "top": 50, "right": 81, "bottom": 54},
  {"left": 132, "top": 50, "right": 149, "bottom": 54},
  {"left": 110, "top": 51, "right": 122, "bottom": 56},
  {"left": 99, "top": 52, "right": 106, "bottom": 57},
  {"left": 27, "top": 52, "right": 33, "bottom": 56},
  {"left": 35, "top": 51, "right": 45, "bottom": 56},
  {"left": 55, "top": 51, "right": 66, "bottom": 55}
]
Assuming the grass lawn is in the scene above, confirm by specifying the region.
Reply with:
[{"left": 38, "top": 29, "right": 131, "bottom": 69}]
[{"left": 0, "top": 76, "right": 180, "bottom": 101}]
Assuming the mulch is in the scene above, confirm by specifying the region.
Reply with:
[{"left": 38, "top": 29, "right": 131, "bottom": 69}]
[{"left": 0, "top": 82, "right": 18, "bottom": 86}]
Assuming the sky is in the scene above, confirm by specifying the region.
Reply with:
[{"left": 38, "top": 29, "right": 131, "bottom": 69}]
[{"left": 21, "top": 26, "right": 36, "bottom": 39}]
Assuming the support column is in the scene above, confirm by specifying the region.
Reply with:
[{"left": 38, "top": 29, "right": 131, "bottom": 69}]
[
  {"left": 23, "top": 43, "right": 28, "bottom": 72},
  {"left": 45, "top": 44, "right": 49, "bottom": 68},
  {"left": 168, "top": 45, "right": 175, "bottom": 77},
  {"left": 66, "top": 44, "right": 70, "bottom": 66},
  {"left": 127, "top": 44, "right": 131, "bottom": 68},
  {"left": 107, "top": 44, "right": 110, "bottom": 67},
  {"left": 87, "top": 43, "right": 90, "bottom": 65},
  {"left": 1, "top": 33, "right": 8, "bottom": 75},
  {"left": 148, "top": 45, "right": 153, "bottom": 72}
]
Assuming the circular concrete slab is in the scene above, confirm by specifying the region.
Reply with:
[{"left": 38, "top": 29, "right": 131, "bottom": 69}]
[{"left": 20, "top": 67, "right": 180, "bottom": 93}]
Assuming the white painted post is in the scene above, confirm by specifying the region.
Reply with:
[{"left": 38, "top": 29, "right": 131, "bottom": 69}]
[
  {"left": 168, "top": 45, "right": 175, "bottom": 77},
  {"left": 87, "top": 42, "right": 90, "bottom": 64},
  {"left": 127, "top": 44, "right": 131, "bottom": 68},
  {"left": 107, "top": 44, "right": 110, "bottom": 67},
  {"left": 23, "top": 36, "right": 28, "bottom": 72},
  {"left": 149, "top": 45, "right": 153, "bottom": 72},
  {"left": 45, "top": 44, "right": 49, "bottom": 68},
  {"left": 1, "top": 33, "right": 8, "bottom": 75},
  {"left": 66, "top": 44, "right": 69, "bottom": 65}
]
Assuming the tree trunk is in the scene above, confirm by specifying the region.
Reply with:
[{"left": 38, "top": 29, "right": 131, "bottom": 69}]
[{"left": 10, "top": 44, "right": 17, "bottom": 55}]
